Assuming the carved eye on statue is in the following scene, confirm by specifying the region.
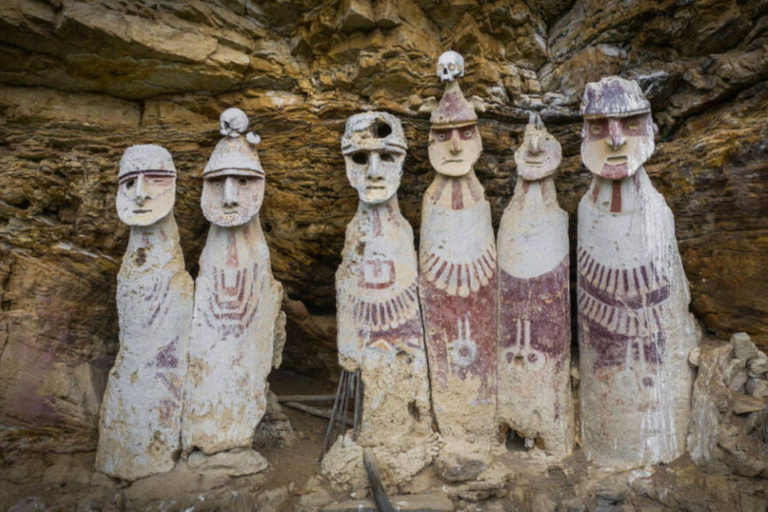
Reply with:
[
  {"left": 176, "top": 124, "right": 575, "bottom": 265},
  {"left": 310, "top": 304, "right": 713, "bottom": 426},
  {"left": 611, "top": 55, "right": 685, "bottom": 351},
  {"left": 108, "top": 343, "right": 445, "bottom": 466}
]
[
  {"left": 238, "top": 177, "right": 248, "bottom": 186},
  {"left": 380, "top": 153, "right": 395, "bottom": 163},
  {"left": 352, "top": 153, "right": 369, "bottom": 165},
  {"left": 437, "top": 132, "right": 447, "bottom": 141},
  {"left": 459, "top": 126, "right": 476, "bottom": 140},
  {"left": 590, "top": 125, "right": 602, "bottom": 134},
  {"left": 124, "top": 178, "right": 136, "bottom": 190}
]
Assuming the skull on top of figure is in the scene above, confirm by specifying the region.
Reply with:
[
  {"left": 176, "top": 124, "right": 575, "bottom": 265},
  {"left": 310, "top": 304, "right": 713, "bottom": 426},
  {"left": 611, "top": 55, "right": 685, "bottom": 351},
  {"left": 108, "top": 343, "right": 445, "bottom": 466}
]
[
  {"left": 437, "top": 51, "right": 464, "bottom": 82},
  {"left": 202, "top": 108, "right": 265, "bottom": 227}
]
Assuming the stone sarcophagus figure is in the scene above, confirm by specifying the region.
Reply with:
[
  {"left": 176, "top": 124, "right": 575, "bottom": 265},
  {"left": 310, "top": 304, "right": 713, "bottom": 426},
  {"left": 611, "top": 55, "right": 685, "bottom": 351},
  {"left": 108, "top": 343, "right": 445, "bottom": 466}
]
[
  {"left": 182, "top": 108, "right": 283, "bottom": 472},
  {"left": 96, "top": 145, "right": 193, "bottom": 481},
  {"left": 497, "top": 113, "right": 573, "bottom": 457},
  {"left": 325, "top": 112, "right": 435, "bottom": 485},
  {"left": 577, "top": 77, "right": 699, "bottom": 467},
  {"left": 419, "top": 51, "right": 497, "bottom": 481}
]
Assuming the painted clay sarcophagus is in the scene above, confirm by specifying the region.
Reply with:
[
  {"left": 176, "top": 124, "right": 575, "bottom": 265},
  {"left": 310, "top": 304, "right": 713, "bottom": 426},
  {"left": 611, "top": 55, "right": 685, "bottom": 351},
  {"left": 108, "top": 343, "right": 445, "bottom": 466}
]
[{"left": 577, "top": 77, "right": 699, "bottom": 467}]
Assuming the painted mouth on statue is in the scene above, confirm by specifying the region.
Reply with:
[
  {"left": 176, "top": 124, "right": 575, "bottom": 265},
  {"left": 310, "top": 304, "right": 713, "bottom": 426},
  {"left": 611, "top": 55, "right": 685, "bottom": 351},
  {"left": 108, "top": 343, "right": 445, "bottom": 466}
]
[
  {"left": 524, "top": 160, "right": 543, "bottom": 165},
  {"left": 602, "top": 161, "right": 629, "bottom": 179},
  {"left": 366, "top": 186, "right": 386, "bottom": 190},
  {"left": 222, "top": 209, "right": 239, "bottom": 215},
  {"left": 132, "top": 209, "right": 151, "bottom": 214},
  {"left": 443, "top": 159, "right": 464, "bottom": 163},
  {"left": 606, "top": 155, "right": 628, "bottom": 163}
]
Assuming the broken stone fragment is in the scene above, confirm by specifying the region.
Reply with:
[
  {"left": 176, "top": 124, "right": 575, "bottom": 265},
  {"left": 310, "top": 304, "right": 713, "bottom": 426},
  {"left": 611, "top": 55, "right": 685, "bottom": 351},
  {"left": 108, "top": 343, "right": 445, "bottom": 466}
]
[
  {"left": 723, "top": 358, "right": 748, "bottom": 393},
  {"left": 688, "top": 346, "right": 701, "bottom": 368},
  {"left": 731, "top": 332, "right": 758, "bottom": 360},
  {"left": 187, "top": 448, "right": 268, "bottom": 477},
  {"left": 745, "top": 377, "right": 768, "bottom": 398},
  {"left": 748, "top": 350, "right": 768, "bottom": 375}
]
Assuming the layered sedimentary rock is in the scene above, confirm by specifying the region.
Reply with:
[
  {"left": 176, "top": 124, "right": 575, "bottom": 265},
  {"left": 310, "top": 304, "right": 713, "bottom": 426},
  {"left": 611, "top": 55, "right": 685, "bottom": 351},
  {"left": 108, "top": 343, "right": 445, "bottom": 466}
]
[
  {"left": 96, "top": 145, "right": 192, "bottom": 481},
  {"left": 182, "top": 110, "right": 283, "bottom": 467},
  {"left": 419, "top": 54, "right": 497, "bottom": 481},
  {"left": 497, "top": 114, "right": 572, "bottom": 456},
  {"left": 577, "top": 77, "right": 699, "bottom": 467},
  {"left": 323, "top": 112, "right": 435, "bottom": 487},
  {"left": 1, "top": 0, "right": 767, "bottom": 454}
]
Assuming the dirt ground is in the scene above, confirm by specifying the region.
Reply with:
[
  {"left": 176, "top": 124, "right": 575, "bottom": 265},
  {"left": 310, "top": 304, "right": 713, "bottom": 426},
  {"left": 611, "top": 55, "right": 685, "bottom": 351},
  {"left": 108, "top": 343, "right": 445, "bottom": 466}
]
[{"left": 1, "top": 370, "right": 767, "bottom": 511}]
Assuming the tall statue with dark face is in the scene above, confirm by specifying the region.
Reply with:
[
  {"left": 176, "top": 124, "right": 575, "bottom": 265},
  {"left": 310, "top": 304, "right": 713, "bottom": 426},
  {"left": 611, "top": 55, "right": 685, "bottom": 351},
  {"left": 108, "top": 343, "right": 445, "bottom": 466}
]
[
  {"left": 419, "top": 51, "right": 497, "bottom": 482},
  {"left": 97, "top": 145, "right": 193, "bottom": 481},
  {"left": 321, "top": 112, "right": 436, "bottom": 488},
  {"left": 497, "top": 113, "right": 573, "bottom": 458},
  {"left": 577, "top": 77, "right": 699, "bottom": 468},
  {"left": 182, "top": 108, "right": 283, "bottom": 475}
]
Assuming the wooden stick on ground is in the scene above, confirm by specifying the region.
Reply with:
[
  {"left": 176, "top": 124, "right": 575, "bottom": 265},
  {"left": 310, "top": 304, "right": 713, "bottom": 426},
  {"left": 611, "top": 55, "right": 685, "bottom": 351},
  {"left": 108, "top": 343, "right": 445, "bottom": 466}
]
[
  {"left": 363, "top": 447, "right": 394, "bottom": 512},
  {"left": 276, "top": 395, "right": 336, "bottom": 403},
  {"left": 283, "top": 401, "right": 352, "bottom": 426}
]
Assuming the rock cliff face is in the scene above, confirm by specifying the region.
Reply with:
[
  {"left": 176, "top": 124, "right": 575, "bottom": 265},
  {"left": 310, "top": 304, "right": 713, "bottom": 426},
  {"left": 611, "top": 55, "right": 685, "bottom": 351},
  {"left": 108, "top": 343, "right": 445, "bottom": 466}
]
[{"left": 1, "top": 0, "right": 767, "bottom": 454}]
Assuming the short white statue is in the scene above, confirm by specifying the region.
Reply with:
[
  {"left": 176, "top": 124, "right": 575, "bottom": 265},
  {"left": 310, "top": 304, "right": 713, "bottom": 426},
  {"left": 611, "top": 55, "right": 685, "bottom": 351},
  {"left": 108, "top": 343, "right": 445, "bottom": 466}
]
[
  {"left": 96, "top": 145, "right": 193, "bottom": 481},
  {"left": 577, "top": 77, "right": 699, "bottom": 467},
  {"left": 324, "top": 112, "right": 435, "bottom": 486},
  {"left": 182, "top": 108, "right": 283, "bottom": 473},
  {"left": 419, "top": 51, "right": 497, "bottom": 481},
  {"left": 497, "top": 113, "right": 573, "bottom": 457}
]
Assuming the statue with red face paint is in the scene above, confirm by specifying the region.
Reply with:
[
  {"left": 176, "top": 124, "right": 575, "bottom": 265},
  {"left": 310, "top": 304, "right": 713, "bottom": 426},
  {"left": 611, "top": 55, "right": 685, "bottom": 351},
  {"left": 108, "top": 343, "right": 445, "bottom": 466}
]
[
  {"left": 577, "top": 77, "right": 699, "bottom": 468},
  {"left": 497, "top": 113, "right": 573, "bottom": 458},
  {"left": 182, "top": 109, "right": 283, "bottom": 474},
  {"left": 419, "top": 51, "right": 497, "bottom": 482},
  {"left": 97, "top": 145, "right": 193, "bottom": 481}
]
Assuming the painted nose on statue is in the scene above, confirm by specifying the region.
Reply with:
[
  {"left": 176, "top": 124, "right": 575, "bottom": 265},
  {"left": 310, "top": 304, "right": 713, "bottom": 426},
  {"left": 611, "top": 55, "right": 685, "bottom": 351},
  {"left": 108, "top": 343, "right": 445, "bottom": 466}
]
[
  {"left": 529, "top": 133, "right": 543, "bottom": 156},
  {"left": 608, "top": 119, "right": 626, "bottom": 149},
  {"left": 134, "top": 175, "right": 149, "bottom": 206},
  {"left": 367, "top": 154, "right": 383, "bottom": 179},
  {"left": 450, "top": 133, "right": 461, "bottom": 154},
  {"left": 223, "top": 177, "right": 239, "bottom": 207}
]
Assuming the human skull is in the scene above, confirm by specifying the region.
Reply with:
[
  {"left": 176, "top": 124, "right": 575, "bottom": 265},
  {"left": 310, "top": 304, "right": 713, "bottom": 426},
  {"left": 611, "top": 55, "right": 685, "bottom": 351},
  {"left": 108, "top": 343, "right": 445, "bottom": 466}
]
[
  {"left": 219, "top": 107, "right": 249, "bottom": 137},
  {"left": 437, "top": 51, "right": 464, "bottom": 82}
]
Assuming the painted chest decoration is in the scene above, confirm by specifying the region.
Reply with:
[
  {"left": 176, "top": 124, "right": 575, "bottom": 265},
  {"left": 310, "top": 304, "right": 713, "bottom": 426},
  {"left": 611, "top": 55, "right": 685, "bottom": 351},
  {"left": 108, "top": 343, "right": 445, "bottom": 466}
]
[
  {"left": 96, "top": 145, "right": 193, "bottom": 481},
  {"left": 577, "top": 77, "right": 698, "bottom": 467},
  {"left": 496, "top": 113, "right": 573, "bottom": 456}
]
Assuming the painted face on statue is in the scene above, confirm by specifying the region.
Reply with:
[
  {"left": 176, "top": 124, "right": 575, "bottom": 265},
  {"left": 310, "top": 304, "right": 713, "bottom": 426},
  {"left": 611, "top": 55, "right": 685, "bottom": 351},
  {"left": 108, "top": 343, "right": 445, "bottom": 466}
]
[
  {"left": 345, "top": 148, "right": 404, "bottom": 205},
  {"left": 116, "top": 171, "right": 176, "bottom": 226},
  {"left": 428, "top": 124, "right": 482, "bottom": 177},
  {"left": 581, "top": 113, "right": 654, "bottom": 180},
  {"left": 514, "top": 124, "right": 561, "bottom": 181},
  {"left": 201, "top": 172, "right": 265, "bottom": 227}
]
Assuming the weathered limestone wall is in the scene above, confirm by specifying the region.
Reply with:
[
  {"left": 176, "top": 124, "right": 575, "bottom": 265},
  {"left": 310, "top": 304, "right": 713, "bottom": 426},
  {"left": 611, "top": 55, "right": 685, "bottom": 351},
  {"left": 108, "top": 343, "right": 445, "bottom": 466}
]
[{"left": 1, "top": 0, "right": 767, "bottom": 453}]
